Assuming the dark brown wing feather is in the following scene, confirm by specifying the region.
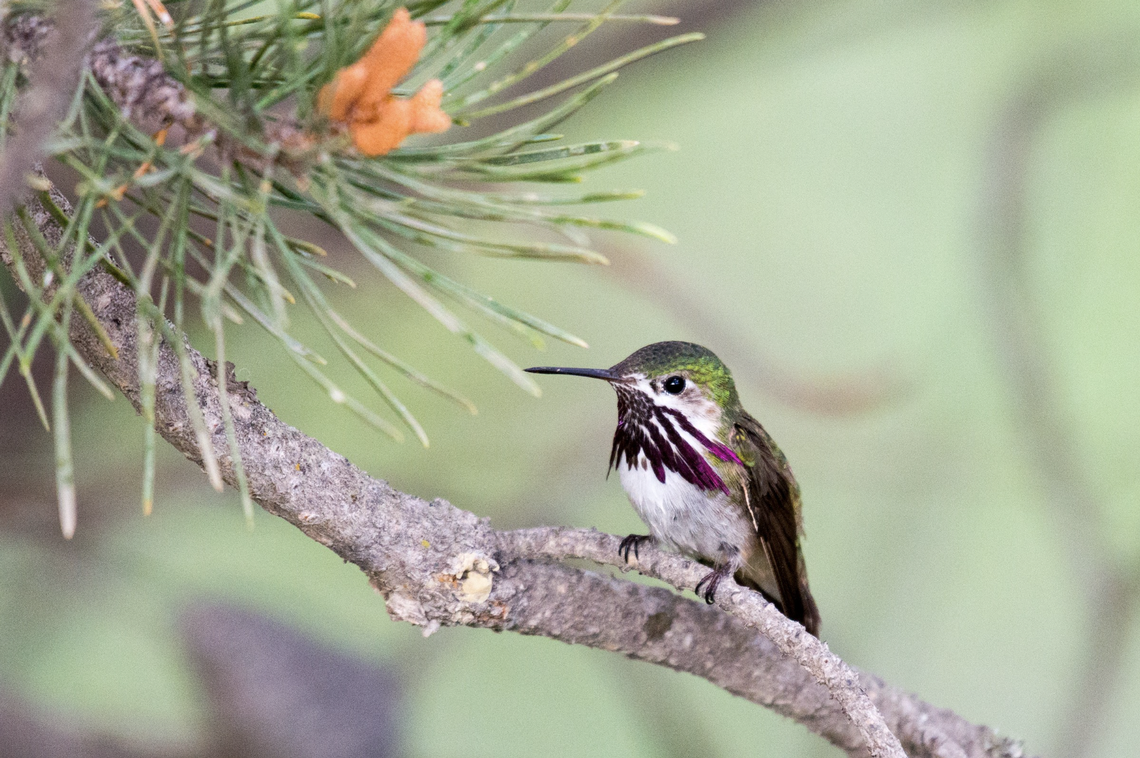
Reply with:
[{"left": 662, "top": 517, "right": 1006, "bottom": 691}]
[{"left": 733, "top": 413, "right": 821, "bottom": 637}]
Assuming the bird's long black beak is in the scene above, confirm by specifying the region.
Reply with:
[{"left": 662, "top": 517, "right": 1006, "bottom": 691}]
[{"left": 524, "top": 366, "right": 618, "bottom": 381}]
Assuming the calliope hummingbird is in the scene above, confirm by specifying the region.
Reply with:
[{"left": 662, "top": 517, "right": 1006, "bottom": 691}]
[{"left": 527, "top": 341, "right": 820, "bottom": 636}]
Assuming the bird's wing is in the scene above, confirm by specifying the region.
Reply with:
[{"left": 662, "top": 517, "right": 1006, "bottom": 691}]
[{"left": 733, "top": 413, "right": 820, "bottom": 636}]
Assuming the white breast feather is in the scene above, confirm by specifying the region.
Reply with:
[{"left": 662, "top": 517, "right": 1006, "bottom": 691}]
[
  {"left": 618, "top": 456, "right": 749, "bottom": 560},
  {"left": 613, "top": 381, "right": 779, "bottom": 597}
]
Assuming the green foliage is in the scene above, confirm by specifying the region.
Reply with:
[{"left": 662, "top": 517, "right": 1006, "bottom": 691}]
[{"left": 0, "top": 0, "right": 698, "bottom": 530}]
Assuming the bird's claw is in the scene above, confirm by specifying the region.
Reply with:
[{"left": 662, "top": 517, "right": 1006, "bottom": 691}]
[
  {"left": 694, "top": 566, "right": 730, "bottom": 604},
  {"left": 618, "top": 534, "right": 652, "bottom": 564}
]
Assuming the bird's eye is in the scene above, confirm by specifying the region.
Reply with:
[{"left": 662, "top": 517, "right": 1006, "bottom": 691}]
[{"left": 663, "top": 376, "right": 685, "bottom": 395}]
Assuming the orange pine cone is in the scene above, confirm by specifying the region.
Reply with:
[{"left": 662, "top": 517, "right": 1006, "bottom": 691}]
[
  {"left": 357, "top": 7, "right": 427, "bottom": 109},
  {"left": 317, "top": 7, "right": 450, "bottom": 156}
]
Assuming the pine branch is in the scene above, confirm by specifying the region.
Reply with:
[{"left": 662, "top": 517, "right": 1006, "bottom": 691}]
[
  {"left": 0, "top": 185, "right": 1029, "bottom": 758},
  {"left": 0, "top": 2, "right": 700, "bottom": 526}
]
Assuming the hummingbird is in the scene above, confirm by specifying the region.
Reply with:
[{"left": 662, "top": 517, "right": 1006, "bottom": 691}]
[{"left": 526, "top": 341, "right": 820, "bottom": 636}]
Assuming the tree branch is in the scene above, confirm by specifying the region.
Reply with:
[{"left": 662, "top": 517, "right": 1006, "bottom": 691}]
[
  {"left": 503, "top": 528, "right": 904, "bottom": 754},
  {"left": 3, "top": 14, "right": 305, "bottom": 175},
  {"left": 0, "top": 182, "right": 1028, "bottom": 758}
]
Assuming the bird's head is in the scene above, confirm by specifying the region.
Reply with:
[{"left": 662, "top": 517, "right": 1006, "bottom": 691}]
[{"left": 526, "top": 341, "right": 741, "bottom": 423}]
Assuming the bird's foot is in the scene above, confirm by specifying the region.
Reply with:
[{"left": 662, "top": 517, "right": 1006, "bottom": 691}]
[
  {"left": 694, "top": 564, "right": 734, "bottom": 604},
  {"left": 618, "top": 534, "right": 653, "bottom": 564}
]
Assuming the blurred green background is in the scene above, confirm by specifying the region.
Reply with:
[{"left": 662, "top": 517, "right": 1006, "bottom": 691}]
[{"left": 3, "top": 0, "right": 1140, "bottom": 755}]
